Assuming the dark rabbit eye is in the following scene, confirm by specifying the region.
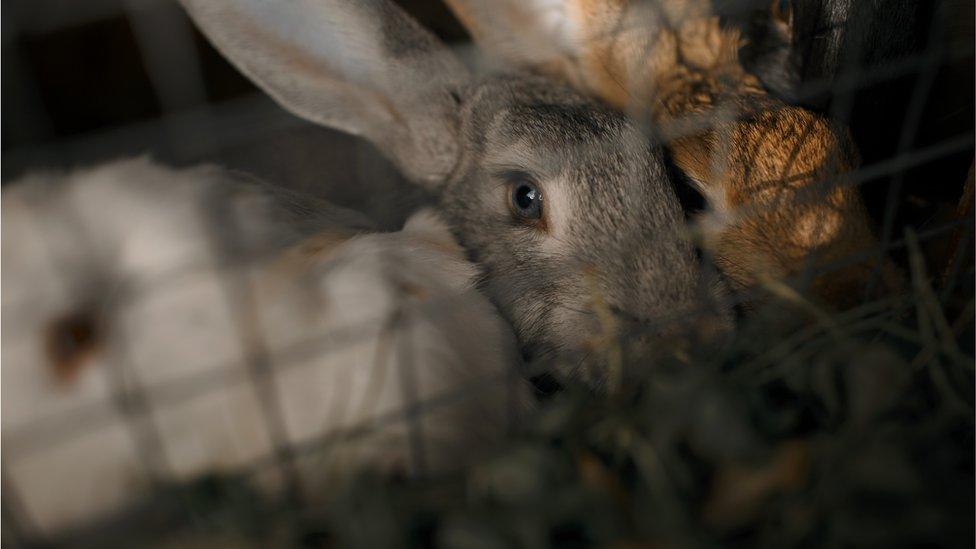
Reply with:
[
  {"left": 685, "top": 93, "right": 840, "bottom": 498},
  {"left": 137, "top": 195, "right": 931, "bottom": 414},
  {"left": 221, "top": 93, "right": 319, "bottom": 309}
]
[{"left": 510, "top": 180, "right": 543, "bottom": 220}]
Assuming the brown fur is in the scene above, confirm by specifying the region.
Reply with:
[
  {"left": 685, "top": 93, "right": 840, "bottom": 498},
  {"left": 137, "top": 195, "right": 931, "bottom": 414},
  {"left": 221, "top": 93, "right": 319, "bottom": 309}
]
[
  {"left": 44, "top": 311, "right": 103, "bottom": 385},
  {"left": 446, "top": 0, "right": 902, "bottom": 309},
  {"left": 262, "top": 229, "right": 358, "bottom": 285}
]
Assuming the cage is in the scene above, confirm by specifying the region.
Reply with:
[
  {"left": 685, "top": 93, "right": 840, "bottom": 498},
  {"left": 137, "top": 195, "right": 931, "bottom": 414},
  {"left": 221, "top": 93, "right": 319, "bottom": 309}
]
[{"left": 2, "top": 0, "right": 973, "bottom": 547}]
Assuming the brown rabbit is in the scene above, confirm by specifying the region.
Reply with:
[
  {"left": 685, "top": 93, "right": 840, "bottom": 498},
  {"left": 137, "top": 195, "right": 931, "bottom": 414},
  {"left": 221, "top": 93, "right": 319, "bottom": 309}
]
[{"left": 444, "top": 0, "right": 902, "bottom": 309}]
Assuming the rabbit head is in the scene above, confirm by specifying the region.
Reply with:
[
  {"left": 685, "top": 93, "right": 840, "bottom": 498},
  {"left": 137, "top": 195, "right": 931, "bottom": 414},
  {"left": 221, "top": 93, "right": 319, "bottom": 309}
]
[
  {"left": 442, "top": 0, "right": 904, "bottom": 310},
  {"left": 180, "top": 0, "right": 730, "bottom": 383}
]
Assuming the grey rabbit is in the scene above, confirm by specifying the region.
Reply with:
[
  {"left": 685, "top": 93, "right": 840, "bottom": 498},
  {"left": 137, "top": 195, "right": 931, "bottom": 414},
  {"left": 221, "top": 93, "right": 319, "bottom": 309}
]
[{"left": 179, "top": 0, "right": 730, "bottom": 386}]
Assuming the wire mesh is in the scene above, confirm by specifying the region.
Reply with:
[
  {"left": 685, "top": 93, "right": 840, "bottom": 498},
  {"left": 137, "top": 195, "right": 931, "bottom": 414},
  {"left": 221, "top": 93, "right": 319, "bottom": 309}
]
[{"left": 1, "top": 0, "right": 973, "bottom": 547}]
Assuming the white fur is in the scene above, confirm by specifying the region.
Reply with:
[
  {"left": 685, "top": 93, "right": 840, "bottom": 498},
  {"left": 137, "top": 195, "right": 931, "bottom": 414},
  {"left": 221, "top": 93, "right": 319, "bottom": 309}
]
[{"left": 2, "top": 158, "right": 529, "bottom": 538}]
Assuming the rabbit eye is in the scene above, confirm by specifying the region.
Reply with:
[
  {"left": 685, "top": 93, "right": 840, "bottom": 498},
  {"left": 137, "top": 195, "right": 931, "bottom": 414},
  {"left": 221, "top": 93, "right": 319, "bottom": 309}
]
[{"left": 509, "top": 179, "right": 543, "bottom": 221}]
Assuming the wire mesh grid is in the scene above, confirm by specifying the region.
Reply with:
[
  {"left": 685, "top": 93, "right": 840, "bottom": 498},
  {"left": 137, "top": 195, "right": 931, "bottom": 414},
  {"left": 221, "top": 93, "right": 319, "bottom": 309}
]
[{"left": 2, "top": 0, "right": 974, "bottom": 547}]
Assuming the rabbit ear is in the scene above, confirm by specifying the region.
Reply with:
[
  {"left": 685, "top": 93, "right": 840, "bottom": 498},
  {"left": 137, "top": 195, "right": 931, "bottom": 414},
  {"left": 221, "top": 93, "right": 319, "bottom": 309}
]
[
  {"left": 445, "top": 0, "right": 651, "bottom": 109},
  {"left": 443, "top": 0, "right": 714, "bottom": 108},
  {"left": 180, "top": 0, "right": 468, "bottom": 187},
  {"left": 443, "top": 0, "right": 586, "bottom": 75}
]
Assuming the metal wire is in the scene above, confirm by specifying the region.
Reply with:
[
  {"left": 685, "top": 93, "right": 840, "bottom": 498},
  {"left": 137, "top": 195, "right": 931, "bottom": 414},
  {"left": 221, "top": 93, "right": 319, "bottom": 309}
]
[{"left": 1, "top": 0, "right": 972, "bottom": 545}]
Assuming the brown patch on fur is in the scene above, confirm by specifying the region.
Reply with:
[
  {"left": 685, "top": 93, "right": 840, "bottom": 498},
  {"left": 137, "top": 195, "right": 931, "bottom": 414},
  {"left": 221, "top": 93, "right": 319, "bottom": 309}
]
[
  {"left": 253, "top": 230, "right": 361, "bottom": 321},
  {"left": 415, "top": 234, "right": 469, "bottom": 258},
  {"left": 397, "top": 281, "right": 430, "bottom": 300},
  {"left": 45, "top": 310, "right": 103, "bottom": 384},
  {"left": 268, "top": 230, "right": 357, "bottom": 279},
  {"left": 259, "top": 230, "right": 359, "bottom": 303}
]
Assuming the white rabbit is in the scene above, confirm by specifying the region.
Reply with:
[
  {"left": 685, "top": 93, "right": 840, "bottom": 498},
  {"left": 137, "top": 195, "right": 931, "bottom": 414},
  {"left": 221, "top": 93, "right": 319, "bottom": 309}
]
[{"left": 1, "top": 157, "right": 530, "bottom": 539}]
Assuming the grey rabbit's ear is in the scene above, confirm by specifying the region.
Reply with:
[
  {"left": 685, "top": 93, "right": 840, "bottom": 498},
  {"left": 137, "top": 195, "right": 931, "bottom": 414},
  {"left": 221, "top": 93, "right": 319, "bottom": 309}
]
[{"left": 180, "top": 0, "right": 468, "bottom": 187}]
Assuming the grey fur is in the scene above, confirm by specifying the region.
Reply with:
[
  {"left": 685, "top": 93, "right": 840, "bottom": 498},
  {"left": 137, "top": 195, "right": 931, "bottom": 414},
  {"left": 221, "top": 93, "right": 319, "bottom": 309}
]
[
  {"left": 442, "top": 77, "right": 723, "bottom": 374},
  {"left": 181, "top": 0, "right": 730, "bottom": 384}
]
